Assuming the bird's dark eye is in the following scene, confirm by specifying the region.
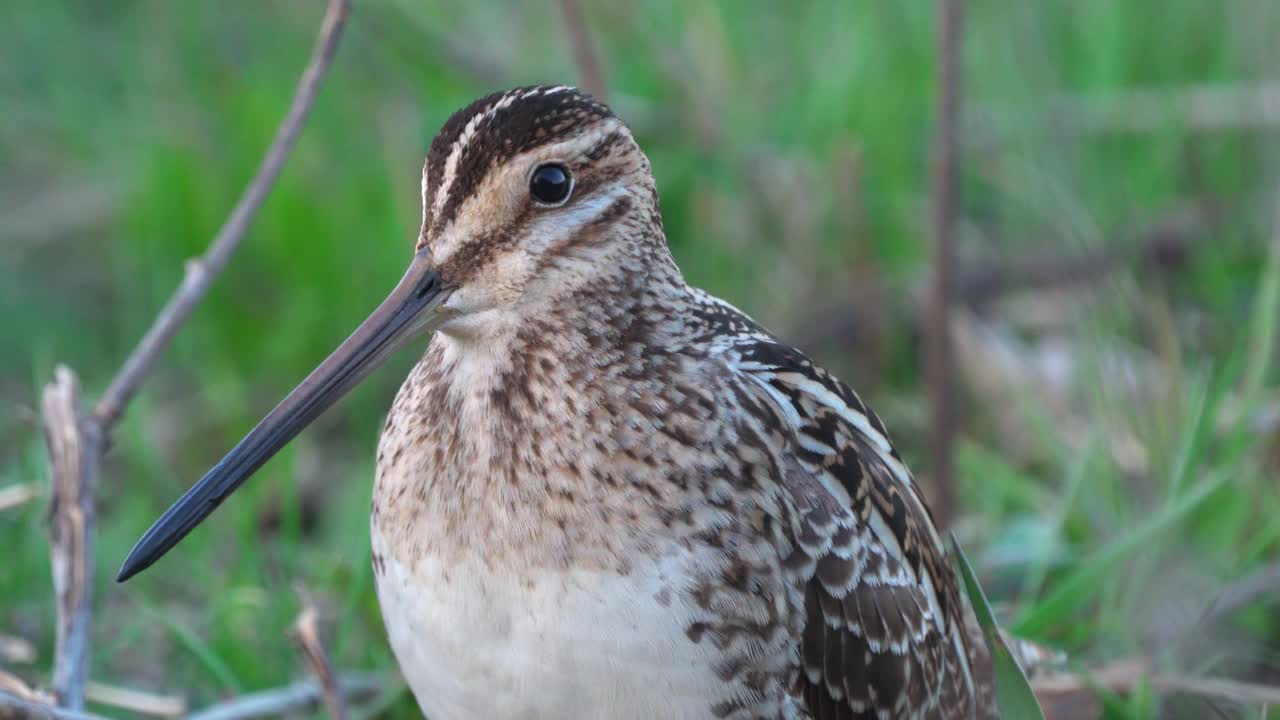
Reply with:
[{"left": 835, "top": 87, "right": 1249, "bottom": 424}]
[{"left": 530, "top": 164, "right": 573, "bottom": 206}]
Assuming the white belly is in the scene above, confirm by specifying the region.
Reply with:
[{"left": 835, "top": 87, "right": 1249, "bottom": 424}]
[{"left": 370, "top": 528, "right": 727, "bottom": 719}]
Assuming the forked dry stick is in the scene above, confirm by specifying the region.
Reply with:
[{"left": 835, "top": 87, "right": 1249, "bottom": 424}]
[{"left": 20, "top": 0, "right": 352, "bottom": 713}]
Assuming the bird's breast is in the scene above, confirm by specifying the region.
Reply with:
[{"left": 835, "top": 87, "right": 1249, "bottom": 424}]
[
  {"left": 370, "top": 522, "right": 730, "bottom": 720},
  {"left": 365, "top": 337, "right": 801, "bottom": 718},
  {"left": 369, "top": 337, "right": 728, "bottom": 572}
]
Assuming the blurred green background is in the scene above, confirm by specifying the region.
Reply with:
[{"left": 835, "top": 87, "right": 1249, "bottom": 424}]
[{"left": 3, "top": 1, "right": 1279, "bottom": 718}]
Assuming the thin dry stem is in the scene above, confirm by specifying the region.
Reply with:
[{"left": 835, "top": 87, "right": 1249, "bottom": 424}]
[
  {"left": 83, "top": 683, "right": 185, "bottom": 718},
  {"left": 0, "top": 670, "right": 43, "bottom": 703},
  {"left": 184, "top": 675, "right": 384, "bottom": 720},
  {"left": 291, "top": 605, "right": 347, "bottom": 720},
  {"left": 1032, "top": 658, "right": 1280, "bottom": 711},
  {"left": 0, "top": 689, "right": 108, "bottom": 720},
  {"left": 40, "top": 367, "right": 99, "bottom": 711},
  {"left": 92, "top": 0, "right": 351, "bottom": 429},
  {"left": 0, "top": 484, "right": 40, "bottom": 512},
  {"left": 31, "top": 0, "right": 352, "bottom": 710},
  {"left": 925, "top": 0, "right": 967, "bottom": 528},
  {"left": 558, "top": 0, "right": 607, "bottom": 101}
]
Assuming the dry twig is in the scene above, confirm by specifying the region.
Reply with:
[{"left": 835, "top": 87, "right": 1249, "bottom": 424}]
[
  {"left": 40, "top": 368, "right": 98, "bottom": 711},
  {"left": 31, "top": 0, "right": 352, "bottom": 710},
  {"left": 83, "top": 683, "right": 184, "bottom": 718},
  {"left": 925, "top": 0, "right": 967, "bottom": 527},
  {"left": 0, "top": 484, "right": 40, "bottom": 513},
  {"left": 91, "top": 0, "right": 351, "bottom": 429},
  {"left": 184, "top": 675, "right": 384, "bottom": 720},
  {"left": 0, "top": 689, "right": 108, "bottom": 720},
  {"left": 558, "top": 0, "right": 607, "bottom": 100},
  {"left": 0, "top": 671, "right": 43, "bottom": 703},
  {"left": 290, "top": 605, "right": 347, "bottom": 720},
  {"left": 1032, "top": 658, "right": 1280, "bottom": 717}
]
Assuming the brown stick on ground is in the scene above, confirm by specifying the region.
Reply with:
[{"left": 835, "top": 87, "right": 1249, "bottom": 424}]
[
  {"left": 1032, "top": 658, "right": 1280, "bottom": 718},
  {"left": 558, "top": 0, "right": 607, "bottom": 101},
  {"left": 184, "top": 675, "right": 385, "bottom": 720},
  {"left": 925, "top": 0, "right": 967, "bottom": 528},
  {"left": 0, "top": 689, "right": 109, "bottom": 720},
  {"left": 41, "top": 368, "right": 100, "bottom": 711},
  {"left": 291, "top": 605, "right": 347, "bottom": 720},
  {"left": 28, "top": 0, "right": 352, "bottom": 712}
]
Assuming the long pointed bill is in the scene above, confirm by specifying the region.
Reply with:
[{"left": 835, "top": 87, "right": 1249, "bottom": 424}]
[{"left": 117, "top": 251, "right": 450, "bottom": 582}]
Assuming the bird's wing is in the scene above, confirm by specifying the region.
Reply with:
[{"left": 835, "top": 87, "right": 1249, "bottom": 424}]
[{"left": 713, "top": 324, "right": 993, "bottom": 719}]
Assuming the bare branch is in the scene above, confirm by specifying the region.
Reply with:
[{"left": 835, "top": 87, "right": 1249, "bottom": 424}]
[
  {"left": 30, "top": 1, "right": 353, "bottom": 710},
  {"left": 925, "top": 0, "right": 967, "bottom": 528},
  {"left": 184, "top": 675, "right": 385, "bottom": 720},
  {"left": 0, "top": 670, "right": 43, "bottom": 704},
  {"left": 0, "top": 484, "right": 41, "bottom": 513},
  {"left": 558, "top": 0, "right": 607, "bottom": 101},
  {"left": 84, "top": 683, "right": 184, "bottom": 718},
  {"left": 1148, "top": 673, "right": 1280, "bottom": 706},
  {"left": 0, "top": 689, "right": 109, "bottom": 720},
  {"left": 41, "top": 368, "right": 100, "bottom": 711},
  {"left": 290, "top": 605, "right": 347, "bottom": 720},
  {"left": 1032, "top": 658, "right": 1280, "bottom": 711},
  {"left": 92, "top": 0, "right": 352, "bottom": 429}
]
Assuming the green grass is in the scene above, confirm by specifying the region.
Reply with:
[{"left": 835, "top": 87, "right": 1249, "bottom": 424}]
[{"left": 2, "top": 1, "right": 1278, "bottom": 717}]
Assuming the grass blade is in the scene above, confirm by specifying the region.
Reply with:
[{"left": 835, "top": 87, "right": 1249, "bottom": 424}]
[{"left": 952, "top": 534, "right": 1047, "bottom": 719}]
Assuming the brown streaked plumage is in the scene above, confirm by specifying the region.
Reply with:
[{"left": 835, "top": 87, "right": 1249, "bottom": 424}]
[{"left": 120, "top": 85, "right": 996, "bottom": 719}]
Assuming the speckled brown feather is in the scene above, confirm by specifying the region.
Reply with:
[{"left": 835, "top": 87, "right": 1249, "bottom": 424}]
[{"left": 726, "top": 330, "right": 998, "bottom": 718}]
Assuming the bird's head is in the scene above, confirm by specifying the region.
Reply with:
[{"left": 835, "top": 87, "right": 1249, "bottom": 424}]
[
  {"left": 118, "top": 85, "right": 666, "bottom": 580},
  {"left": 421, "top": 85, "right": 661, "bottom": 340}
]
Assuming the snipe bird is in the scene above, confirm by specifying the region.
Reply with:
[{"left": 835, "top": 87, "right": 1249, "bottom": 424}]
[{"left": 120, "top": 85, "right": 996, "bottom": 719}]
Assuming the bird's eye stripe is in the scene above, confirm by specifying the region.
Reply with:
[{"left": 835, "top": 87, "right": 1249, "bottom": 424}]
[{"left": 420, "top": 87, "right": 615, "bottom": 233}]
